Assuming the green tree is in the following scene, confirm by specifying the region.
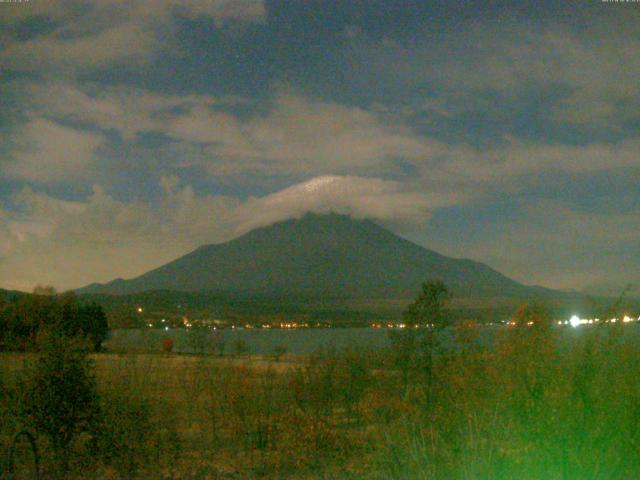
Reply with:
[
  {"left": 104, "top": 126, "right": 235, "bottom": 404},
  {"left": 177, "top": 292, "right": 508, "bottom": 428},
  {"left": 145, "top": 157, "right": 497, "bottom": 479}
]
[
  {"left": 8, "top": 290, "right": 58, "bottom": 348},
  {"left": 78, "top": 302, "right": 109, "bottom": 352},
  {"left": 402, "top": 280, "right": 452, "bottom": 329},
  {"left": 55, "top": 292, "right": 81, "bottom": 337},
  {"left": 390, "top": 280, "right": 452, "bottom": 391},
  {"left": 0, "top": 289, "right": 109, "bottom": 352},
  {"left": 19, "top": 334, "right": 99, "bottom": 471},
  {"left": 53, "top": 293, "right": 109, "bottom": 351}
]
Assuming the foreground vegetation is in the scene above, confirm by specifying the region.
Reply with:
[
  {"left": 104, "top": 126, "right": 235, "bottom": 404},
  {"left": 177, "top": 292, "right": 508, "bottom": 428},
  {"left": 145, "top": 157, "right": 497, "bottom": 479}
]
[
  {"left": 2, "top": 283, "right": 639, "bottom": 479},
  {"left": 0, "top": 287, "right": 108, "bottom": 352},
  {"left": 2, "top": 315, "right": 640, "bottom": 478}
]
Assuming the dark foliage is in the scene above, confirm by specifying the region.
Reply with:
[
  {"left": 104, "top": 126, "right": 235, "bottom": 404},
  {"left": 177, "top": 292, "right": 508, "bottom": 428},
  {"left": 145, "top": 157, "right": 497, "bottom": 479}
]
[
  {"left": 18, "top": 334, "right": 99, "bottom": 470},
  {"left": 0, "top": 289, "right": 109, "bottom": 351},
  {"left": 389, "top": 281, "right": 452, "bottom": 390},
  {"left": 402, "top": 280, "right": 452, "bottom": 329}
]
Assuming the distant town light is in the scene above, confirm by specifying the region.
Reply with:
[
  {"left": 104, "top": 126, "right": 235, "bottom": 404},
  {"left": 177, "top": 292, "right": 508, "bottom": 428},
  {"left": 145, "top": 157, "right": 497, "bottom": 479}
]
[
  {"left": 569, "top": 315, "right": 581, "bottom": 328},
  {"left": 137, "top": 307, "right": 143, "bottom": 313}
]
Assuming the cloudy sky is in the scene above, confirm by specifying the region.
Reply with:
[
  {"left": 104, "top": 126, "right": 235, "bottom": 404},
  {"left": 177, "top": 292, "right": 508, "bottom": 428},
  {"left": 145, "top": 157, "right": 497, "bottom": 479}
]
[{"left": 0, "top": 0, "right": 638, "bottom": 293}]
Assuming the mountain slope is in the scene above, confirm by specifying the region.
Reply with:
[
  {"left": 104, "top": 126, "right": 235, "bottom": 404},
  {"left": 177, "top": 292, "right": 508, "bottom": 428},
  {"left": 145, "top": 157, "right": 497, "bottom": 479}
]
[
  {"left": 79, "top": 213, "right": 556, "bottom": 299},
  {"left": 0, "top": 288, "right": 28, "bottom": 302}
]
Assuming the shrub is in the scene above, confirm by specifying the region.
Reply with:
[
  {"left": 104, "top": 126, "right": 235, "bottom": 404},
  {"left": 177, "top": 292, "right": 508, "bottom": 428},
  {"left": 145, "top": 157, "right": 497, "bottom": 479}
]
[
  {"left": 162, "top": 336, "right": 174, "bottom": 353},
  {"left": 273, "top": 344, "right": 287, "bottom": 361},
  {"left": 210, "top": 331, "right": 225, "bottom": 356},
  {"left": 78, "top": 302, "right": 109, "bottom": 352},
  {"left": 19, "top": 334, "right": 99, "bottom": 471},
  {"left": 234, "top": 339, "right": 249, "bottom": 357},
  {"left": 186, "top": 326, "right": 210, "bottom": 355},
  {"left": 335, "top": 350, "right": 371, "bottom": 423}
]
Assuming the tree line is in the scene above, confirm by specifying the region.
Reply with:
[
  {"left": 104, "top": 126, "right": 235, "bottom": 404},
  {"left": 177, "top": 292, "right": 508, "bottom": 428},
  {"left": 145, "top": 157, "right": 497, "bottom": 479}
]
[{"left": 0, "top": 286, "right": 109, "bottom": 352}]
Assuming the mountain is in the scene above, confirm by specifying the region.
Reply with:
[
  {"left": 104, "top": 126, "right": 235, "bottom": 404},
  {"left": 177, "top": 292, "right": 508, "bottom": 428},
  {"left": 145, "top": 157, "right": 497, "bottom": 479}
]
[
  {"left": 0, "top": 288, "right": 28, "bottom": 302},
  {"left": 581, "top": 283, "right": 639, "bottom": 299},
  {"left": 79, "top": 213, "right": 560, "bottom": 299}
]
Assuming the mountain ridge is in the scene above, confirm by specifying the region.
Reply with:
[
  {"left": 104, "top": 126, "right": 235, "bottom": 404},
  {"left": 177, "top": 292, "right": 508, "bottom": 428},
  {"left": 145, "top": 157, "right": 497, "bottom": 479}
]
[{"left": 78, "top": 213, "right": 563, "bottom": 299}]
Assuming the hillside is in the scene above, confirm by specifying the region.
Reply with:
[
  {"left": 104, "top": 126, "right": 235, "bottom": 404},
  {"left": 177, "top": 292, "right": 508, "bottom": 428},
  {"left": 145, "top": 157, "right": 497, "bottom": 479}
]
[
  {"left": 0, "top": 288, "right": 28, "bottom": 302},
  {"left": 79, "top": 213, "right": 561, "bottom": 300}
]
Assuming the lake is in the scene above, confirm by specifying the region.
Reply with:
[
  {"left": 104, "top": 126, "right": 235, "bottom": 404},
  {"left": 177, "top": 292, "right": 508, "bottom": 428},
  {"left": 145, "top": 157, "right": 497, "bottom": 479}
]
[
  {"left": 105, "top": 327, "right": 397, "bottom": 355},
  {"left": 104, "top": 322, "right": 640, "bottom": 356}
]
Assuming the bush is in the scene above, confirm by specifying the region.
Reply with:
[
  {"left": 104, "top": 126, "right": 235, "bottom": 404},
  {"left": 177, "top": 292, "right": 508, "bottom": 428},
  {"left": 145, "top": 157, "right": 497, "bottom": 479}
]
[
  {"left": 234, "top": 339, "right": 249, "bottom": 357},
  {"left": 78, "top": 302, "right": 109, "bottom": 352},
  {"left": 273, "top": 344, "right": 287, "bottom": 361},
  {"left": 19, "top": 334, "right": 99, "bottom": 471},
  {"left": 213, "top": 332, "right": 226, "bottom": 356},
  {"left": 186, "top": 327, "right": 210, "bottom": 355},
  {"left": 162, "top": 336, "right": 174, "bottom": 353}
]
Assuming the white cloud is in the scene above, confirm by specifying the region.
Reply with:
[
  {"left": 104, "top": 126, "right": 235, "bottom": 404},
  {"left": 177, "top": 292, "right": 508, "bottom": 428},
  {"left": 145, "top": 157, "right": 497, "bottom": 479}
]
[
  {"left": 1, "top": 6, "right": 637, "bottom": 295},
  {"left": 439, "top": 25, "right": 639, "bottom": 94},
  {"left": 13, "top": 82, "right": 640, "bottom": 194},
  {"left": 552, "top": 88, "right": 640, "bottom": 129},
  {"left": 10, "top": 175, "right": 634, "bottom": 294},
  {"left": 0, "top": 208, "right": 14, "bottom": 257},
  {"left": 234, "top": 175, "right": 459, "bottom": 233},
  {"left": 168, "top": 105, "right": 247, "bottom": 146},
  {"left": 0, "top": 184, "right": 208, "bottom": 291},
  {"left": 0, "top": 22, "right": 154, "bottom": 73},
  {"left": 0, "top": 1, "right": 79, "bottom": 24},
  {"left": 0, "top": 176, "right": 444, "bottom": 291},
  {"left": 5, "top": 118, "right": 106, "bottom": 183},
  {"left": 153, "top": 0, "right": 265, "bottom": 23},
  {"left": 350, "top": 19, "right": 640, "bottom": 130},
  {"left": 18, "top": 83, "right": 440, "bottom": 179},
  {"left": 165, "top": 94, "right": 440, "bottom": 176},
  {"left": 422, "top": 138, "right": 640, "bottom": 189},
  {"left": 24, "top": 82, "right": 221, "bottom": 140},
  {"left": 0, "top": 0, "right": 265, "bottom": 75}
]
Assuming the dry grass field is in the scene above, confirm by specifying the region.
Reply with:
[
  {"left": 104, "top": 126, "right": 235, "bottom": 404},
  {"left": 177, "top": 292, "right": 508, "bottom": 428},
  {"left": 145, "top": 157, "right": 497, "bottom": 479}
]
[{"left": 3, "top": 317, "right": 640, "bottom": 479}]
